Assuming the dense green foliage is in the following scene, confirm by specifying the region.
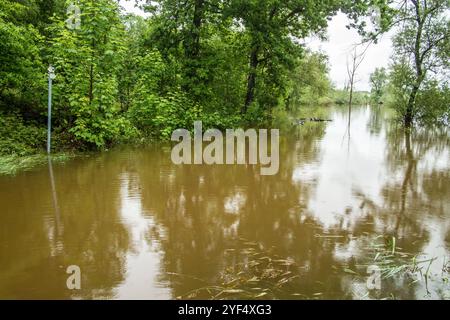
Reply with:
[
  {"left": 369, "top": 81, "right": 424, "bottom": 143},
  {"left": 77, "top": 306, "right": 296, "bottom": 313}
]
[
  {"left": 288, "top": 51, "right": 332, "bottom": 107},
  {"left": 0, "top": 112, "right": 45, "bottom": 155},
  {"left": 0, "top": 0, "right": 46, "bottom": 117},
  {"left": 3, "top": 0, "right": 445, "bottom": 157},
  {"left": 386, "top": 0, "right": 449, "bottom": 126},
  {"left": 370, "top": 67, "right": 388, "bottom": 104},
  {"left": 49, "top": 0, "right": 137, "bottom": 148}
]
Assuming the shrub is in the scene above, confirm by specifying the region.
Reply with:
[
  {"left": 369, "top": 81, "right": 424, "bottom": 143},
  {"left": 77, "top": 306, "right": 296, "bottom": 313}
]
[{"left": 0, "top": 112, "right": 46, "bottom": 156}]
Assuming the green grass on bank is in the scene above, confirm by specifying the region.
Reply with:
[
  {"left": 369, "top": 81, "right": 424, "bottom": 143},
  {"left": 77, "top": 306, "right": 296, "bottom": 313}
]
[
  {"left": 331, "top": 90, "right": 370, "bottom": 106},
  {"left": 0, "top": 153, "right": 76, "bottom": 176}
]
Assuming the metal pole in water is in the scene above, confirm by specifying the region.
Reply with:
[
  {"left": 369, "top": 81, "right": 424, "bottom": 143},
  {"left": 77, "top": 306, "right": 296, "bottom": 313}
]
[{"left": 47, "top": 65, "right": 56, "bottom": 154}]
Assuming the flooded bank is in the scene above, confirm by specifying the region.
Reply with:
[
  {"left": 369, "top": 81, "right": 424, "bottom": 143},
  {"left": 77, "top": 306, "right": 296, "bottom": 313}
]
[{"left": 0, "top": 105, "right": 449, "bottom": 299}]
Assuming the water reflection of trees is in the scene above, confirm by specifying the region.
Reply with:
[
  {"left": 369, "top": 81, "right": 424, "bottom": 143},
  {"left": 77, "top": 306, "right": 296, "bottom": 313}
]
[
  {"left": 132, "top": 124, "right": 359, "bottom": 298},
  {"left": 348, "top": 117, "right": 450, "bottom": 299},
  {"left": 132, "top": 109, "right": 449, "bottom": 299},
  {"left": 0, "top": 153, "right": 131, "bottom": 299},
  {"left": 366, "top": 105, "right": 383, "bottom": 136}
]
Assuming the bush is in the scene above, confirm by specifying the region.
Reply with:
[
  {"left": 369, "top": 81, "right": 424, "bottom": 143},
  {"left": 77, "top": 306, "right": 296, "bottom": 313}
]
[
  {"left": 129, "top": 91, "right": 202, "bottom": 140},
  {"left": 331, "top": 90, "right": 369, "bottom": 106},
  {"left": 0, "top": 112, "right": 46, "bottom": 156},
  {"left": 415, "top": 81, "right": 450, "bottom": 125}
]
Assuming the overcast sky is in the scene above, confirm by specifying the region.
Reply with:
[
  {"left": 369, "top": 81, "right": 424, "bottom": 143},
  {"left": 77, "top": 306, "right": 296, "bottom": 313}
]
[
  {"left": 306, "top": 13, "right": 394, "bottom": 91},
  {"left": 119, "top": 1, "right": 393, "bottom": 91}
]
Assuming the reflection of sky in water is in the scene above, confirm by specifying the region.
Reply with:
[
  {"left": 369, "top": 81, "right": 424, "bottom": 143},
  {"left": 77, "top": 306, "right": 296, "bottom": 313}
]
[
  {"left": 290, "top": 106, "right": 449, "bottom": 299},
  {"left": 295, "top": 106, "right": 387, "bottom": 229},
  {"left": 115, "top": 173, "right": 171, "bottom": 299},
  {"left": 224, "top": 190, "right": 247, "bottom": 215}
]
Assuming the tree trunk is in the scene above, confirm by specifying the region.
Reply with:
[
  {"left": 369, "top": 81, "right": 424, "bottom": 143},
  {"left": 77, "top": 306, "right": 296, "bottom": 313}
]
[
  {"left": 89, "top": 39, "right": 95, "bottom": 104},
  {"left": 405, "top": 1, "right": 425, "bottom": 128},
  {"left": 348, "top": 87, "right": 353, "bottom": 128},
  {"left": 89, "top": 63, "right": 94, "bottom": 104},
  {"left": 187, "top": 0, "right": 204, "bottom": 60},
  {"left": 405, "top": 85, "right": 418, "bottom": 127},
  {"left": 400, "top": 129, "right": 414, "bottom": 213},
  {"left": 242, "top": 45, "right": 259, "bottom": 114},
  {"left": 183, "top": 0, "right": 204, "bottom": 93}
]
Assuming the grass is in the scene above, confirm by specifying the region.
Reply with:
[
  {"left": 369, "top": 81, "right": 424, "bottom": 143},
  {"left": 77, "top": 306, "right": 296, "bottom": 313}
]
[
  {"left": 331, "top": 89, "right": 370, "bottom": 106},
  {"left": 0, "top": 153, "right": 76, "bottom": 175},
  {"left": 176, "top": 238, "right": 302, "bottom": 300},
  {"left": 347, "top": 235, "right": 450, "bottom": 299}
]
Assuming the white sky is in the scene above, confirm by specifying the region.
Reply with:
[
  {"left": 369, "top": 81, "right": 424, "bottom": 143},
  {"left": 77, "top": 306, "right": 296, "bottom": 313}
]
[
  {"left": 120, "top": 0, "right": 148, "bottom": 16},
  {"left": 307, "top": 12, "right": 394, "bottom": 91},
  {"left": 119, "top": 1, "right": 393, "bottom": 91}
]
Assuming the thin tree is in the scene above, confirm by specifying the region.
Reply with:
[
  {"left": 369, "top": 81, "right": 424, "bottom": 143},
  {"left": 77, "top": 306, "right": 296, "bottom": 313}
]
[{"left": 346, "top": 46, "right": 367, "bottom": 128}]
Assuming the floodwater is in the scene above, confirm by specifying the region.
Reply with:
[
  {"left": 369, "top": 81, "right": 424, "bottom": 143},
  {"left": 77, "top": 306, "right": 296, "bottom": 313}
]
[{"left": 0, "top": 105, "right": 449, "bottom": 300}]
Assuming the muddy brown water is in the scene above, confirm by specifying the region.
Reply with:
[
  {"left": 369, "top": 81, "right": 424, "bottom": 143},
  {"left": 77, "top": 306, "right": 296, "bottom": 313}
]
[{"left": 0, "top": 105, "right": 449, "bottom": 299}]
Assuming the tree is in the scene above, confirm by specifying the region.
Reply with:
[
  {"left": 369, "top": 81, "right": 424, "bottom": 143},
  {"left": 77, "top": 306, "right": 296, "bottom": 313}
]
[
  {"left": 391, "top": 0, "right": 449, "bottom": 127},
  {"left": 370, "top": 67, "right": 388, "bottom": 103},
  {"left": 143, "top": 0, "right": 392, "bottom": 118},
  {"left": 346, "top": 46, "right": 367, "bottom": 126},
  {"left": 226, "top": 0, "right": 392, "bottom": 114},
  {"left": 49, "top": 0, "right": 135, "bottom": 148},
  {"left": 225, "top": 0, "right": 332, "bottom": 113},
  {"left": 287, "top": 51, "right": 331, "bottom": 107},
  {"left": 148, "top": 0, "right": 225, "bottom": 98},
  {"left": 0, "top": 0, "right": 45, "bottom": 116}
]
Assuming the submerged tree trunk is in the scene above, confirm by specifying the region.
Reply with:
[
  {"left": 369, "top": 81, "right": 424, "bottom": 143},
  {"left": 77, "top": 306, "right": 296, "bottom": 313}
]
[
  {"left": 395, "top": 129, "right": 415, "bottom": 233},
  {"left": 348, "top": 88, "right": 353, "bottom": 128},
  {"left": 242, "top": 45, "right": 259, "bottom": 114},
  {"left": 405, "top": 85, "right": 419, "bottom": 127}
]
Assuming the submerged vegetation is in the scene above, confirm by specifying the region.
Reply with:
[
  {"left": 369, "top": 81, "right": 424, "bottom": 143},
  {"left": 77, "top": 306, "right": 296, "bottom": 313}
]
[
  {"left": 175, "top": 235, "right": 450, "bottom": 300},
  {"left": 0, "top": 153, "right": 75, "bottom": 175},
  {"left": 177, "top": 238, "right": 301, "bottom": 300},
  {"left": 362, "top": 236, "right": 450, "bottom": 299}
]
